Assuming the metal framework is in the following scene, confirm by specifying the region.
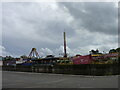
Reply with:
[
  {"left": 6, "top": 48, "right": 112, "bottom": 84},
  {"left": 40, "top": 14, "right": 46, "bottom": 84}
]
[{"left": 29, "top": 48, "right": 40, "bottom": 58}]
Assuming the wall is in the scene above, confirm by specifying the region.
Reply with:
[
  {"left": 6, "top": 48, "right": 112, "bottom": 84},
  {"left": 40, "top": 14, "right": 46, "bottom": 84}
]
[{"left": 2, "top": 63, "right": 120, "bottom": 76}]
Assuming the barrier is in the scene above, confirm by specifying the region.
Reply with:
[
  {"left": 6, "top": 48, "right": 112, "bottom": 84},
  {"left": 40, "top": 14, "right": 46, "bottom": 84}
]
[{"left": 2, "top": 63, "right": 120, "bottom": 75}]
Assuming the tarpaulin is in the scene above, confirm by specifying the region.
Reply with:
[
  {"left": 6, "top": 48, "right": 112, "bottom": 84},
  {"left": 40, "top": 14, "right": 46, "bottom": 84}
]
[{"left": 72, "top": 55, "right": 93, "bottom": 64}]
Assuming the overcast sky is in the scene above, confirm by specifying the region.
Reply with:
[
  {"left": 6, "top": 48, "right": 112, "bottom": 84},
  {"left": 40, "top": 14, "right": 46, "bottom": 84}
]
[{"left": 1, "top": 2, "right": 118, "bottom": 57}]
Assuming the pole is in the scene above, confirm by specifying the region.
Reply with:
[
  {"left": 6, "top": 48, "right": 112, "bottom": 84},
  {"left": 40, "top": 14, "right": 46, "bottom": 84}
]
[{"left": 64, "top": 32, "right": 67, "bottom": 57}]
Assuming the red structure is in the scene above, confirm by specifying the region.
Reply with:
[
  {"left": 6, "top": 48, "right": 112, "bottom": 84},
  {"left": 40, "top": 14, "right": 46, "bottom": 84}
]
[{"left": 72, "top": 55, "right": 93, "bottom": 64}]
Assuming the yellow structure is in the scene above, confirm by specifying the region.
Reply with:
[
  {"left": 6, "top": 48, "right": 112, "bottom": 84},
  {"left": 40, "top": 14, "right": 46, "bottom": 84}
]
[{"left": 91, "top": 54, "right": 103, "bottom": 57}]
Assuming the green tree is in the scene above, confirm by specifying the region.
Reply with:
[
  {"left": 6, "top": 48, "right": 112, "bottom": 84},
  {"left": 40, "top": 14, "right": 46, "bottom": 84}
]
[
  {"left": 109, "top": 49, "right": 116, "bottom": 53},
  {"left": 116, "top": 47, "right": 120, "bottom": 52},
  {"left": 89, "top": 49, "right": 99, "bottom": 54},
  {"left": 20, "top": 55, "right": 28, "bottom": 59},
  {"left": 5, "top": 56, "right": 14, "bottom": 60}
]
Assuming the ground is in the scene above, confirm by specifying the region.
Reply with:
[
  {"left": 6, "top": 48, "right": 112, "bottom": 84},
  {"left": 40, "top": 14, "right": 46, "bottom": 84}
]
[{"left": 2, "top": 71, "right": 119, "bottom": 88}]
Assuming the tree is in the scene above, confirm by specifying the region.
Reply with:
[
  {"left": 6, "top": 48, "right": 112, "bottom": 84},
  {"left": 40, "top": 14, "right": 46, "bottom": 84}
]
[
  {"left": 116, "top": 47, "right": 120, "bottom": 52},
  {"left": 5, "top": 56, "right": 14, "bottom": 60},
  {"left": 109, "top": 49, "right": 116, "bottom": 53},
  {"left": 20, "top": 55, "right": 28, "bottom": 59},
  {"left": 89, "top": 49, "right": 99, "bottom": 54}
]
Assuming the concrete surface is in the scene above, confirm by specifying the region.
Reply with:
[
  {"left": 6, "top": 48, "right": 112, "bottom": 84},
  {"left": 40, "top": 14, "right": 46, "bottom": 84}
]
[{"left": 2, "top": 71, "right": 119, "bottom": 88}]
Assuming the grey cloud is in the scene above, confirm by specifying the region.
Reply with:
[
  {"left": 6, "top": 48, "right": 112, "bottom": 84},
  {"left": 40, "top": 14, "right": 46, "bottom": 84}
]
[
  {"left": 2, "top": 2, "right": 118, "bottom": 57},
  {"left": 58, "top": 2, "right": 118, "bottom": 35},
  {"left": 2, "top": 2, "right": 71, "bottom": 56}
]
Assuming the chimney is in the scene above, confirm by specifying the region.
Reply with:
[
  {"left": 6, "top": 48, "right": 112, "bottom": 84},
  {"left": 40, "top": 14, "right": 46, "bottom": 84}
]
[{"left": 63, "top": 32, "right": 67, "bottom": 57}]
